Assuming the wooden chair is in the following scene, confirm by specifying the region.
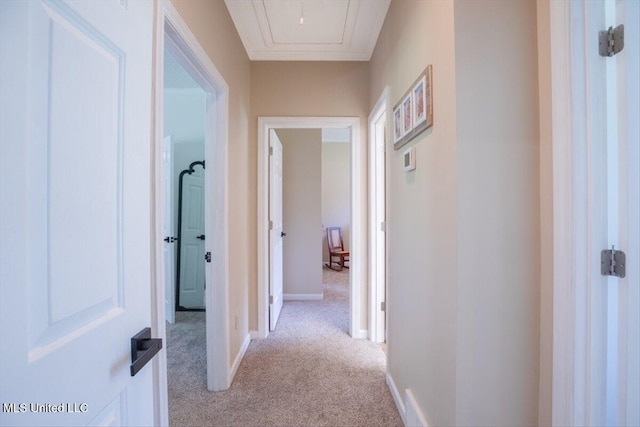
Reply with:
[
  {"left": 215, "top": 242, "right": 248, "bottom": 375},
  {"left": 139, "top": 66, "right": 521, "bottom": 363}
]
[{"left": 325, "top": 227, "right": 349, "bottom": 271}]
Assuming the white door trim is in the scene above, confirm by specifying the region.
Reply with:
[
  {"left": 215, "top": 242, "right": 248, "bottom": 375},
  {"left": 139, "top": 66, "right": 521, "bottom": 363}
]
[
  {"left": 154, "top": 0, "right": 230, "bottom": 410},
  {"left": 547, "top": 0, "right": 580, "bottom": 424},
  {"left": 257, "top": 117, "right": 363, "bottom": 339},
  {"left": 546, "top": 1, "right": 638, "bottom": 425},
  {"left": 368, "top": 87, "right": 388, "bottom": 344}
]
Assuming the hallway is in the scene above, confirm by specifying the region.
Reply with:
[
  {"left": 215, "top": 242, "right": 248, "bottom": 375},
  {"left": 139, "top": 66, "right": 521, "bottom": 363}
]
[{"left": 167, "top": 268, "right": 402, "bottom": 426}]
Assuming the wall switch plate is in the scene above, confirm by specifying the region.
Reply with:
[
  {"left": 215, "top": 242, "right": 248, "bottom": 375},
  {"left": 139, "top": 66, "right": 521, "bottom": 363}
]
[{"left": 404, "top": 146, "right": 416, "bottom": 171}]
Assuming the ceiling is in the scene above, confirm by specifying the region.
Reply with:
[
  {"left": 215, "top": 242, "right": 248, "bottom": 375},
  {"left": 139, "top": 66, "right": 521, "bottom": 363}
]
[{"left": 224, "top": 0, "right": 391, "bottom": 61}]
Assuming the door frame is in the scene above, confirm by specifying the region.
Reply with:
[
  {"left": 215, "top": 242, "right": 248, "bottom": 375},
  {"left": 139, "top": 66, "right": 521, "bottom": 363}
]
[
  {"left": 544, "top": 1, "right": 639, "bottom": 425},
  {"left": 153, "top": 1, "right": 230, "bottom": 414},
  {"left": 257, "top": 117, "right": 363, "bottom": 339},
  {"left": 544, "top": 0, "right": 594, "bottom": 424},
  {"left": 368, "top": 88, "right": 389, "bottom": 343}
]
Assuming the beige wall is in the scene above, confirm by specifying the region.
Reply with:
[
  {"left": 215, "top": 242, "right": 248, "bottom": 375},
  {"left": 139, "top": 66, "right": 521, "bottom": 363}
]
[
  {"left": 322, "top": 142, "right": 351, "bottom": 262},
  {"left": 370, "top": 1, "right": 459, "bottom": 425},
  {"left": 169, "top": 0, "right": 251, "bottom": 366},
  {"left": 249, "top": 61, "right": 370, "bottom": 330},
  {"left": 536, "top": 1, "right": 553, "bottom": 425},
  {"left": 370, "top": 0, "right": 540, "bottom": 425},
  {"left": 277, "top": 129, "right": 323, "bottom": 296},
  {"left": 453, "top": 0, "right": 540, "bottom": 425}
]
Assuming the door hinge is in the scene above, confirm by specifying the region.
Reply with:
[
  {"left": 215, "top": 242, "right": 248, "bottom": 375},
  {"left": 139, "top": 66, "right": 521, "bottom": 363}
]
[
  {"left": 205, "top": 252, "right": 212, "bottom": 263},
  {"left": 269, "top": 146, "right": 273, "bottom": 156},
  {"left": 269, "top": 220, "right": 273, "bottom": 230},
  {"left": 269, "top": 295, "right": 274, "bottom": 304},
  {"left": 380, "top": 221, "right": 386, "bottom": 232},
  {"left": 599, "top": 25, "right": 624, "bottom": 57},
  {"left": 601, "top": 246, "right": 626, "bottom": 278},
  {"left": 380, "top": 301, "right": 386, "bottom": 312}
]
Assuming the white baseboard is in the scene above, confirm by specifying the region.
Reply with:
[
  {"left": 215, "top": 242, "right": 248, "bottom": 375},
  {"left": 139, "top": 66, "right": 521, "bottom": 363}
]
[
  {"left": 405, "top": 389, "right": 429, "bottom": 427},
  {"left": 358, "top": 329, "right": 369, "bottom": 339},
  {"left": 387, "top": 371, "right": 407, "bottom": 426},
  {"left": 249, "top": 330, "right": 260, "bottom": 340},
  {"left": 228, "top": 333, "right": 250, "bottom": 385},
  {"left": 283, "top": 293, "right": 323, "bottom": 301}
]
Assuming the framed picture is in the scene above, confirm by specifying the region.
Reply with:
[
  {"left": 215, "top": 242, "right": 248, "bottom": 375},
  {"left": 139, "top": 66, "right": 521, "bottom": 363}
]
[
  {"left": 402, "top": 93, "right": 412, "bottom": 136},
  {"left": 393, "top": 65, "right": 434, "bottom": 150},
  {"left": 393, "top": 104, "right": 403, "bottom": 143},
  {"left": 424, "top": 64, "right": 433, "bottom": 129},
  {"left": 412, "top": 75, "right": 427, "bottom": 127}
]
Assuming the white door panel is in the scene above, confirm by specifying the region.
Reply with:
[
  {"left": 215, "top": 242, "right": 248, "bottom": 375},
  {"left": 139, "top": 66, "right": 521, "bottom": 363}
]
[
  {"left": 164, "top": 136, "right": 176, "bottom": 324},
  {"left": 178, "top": 166, "right": 205, "bottom": 309},
  {"left": 0, "top": 1, "right": 155, "bottom": 425},
  {"left": 269, "top": 130, "right": 284, "bottom": 330}
]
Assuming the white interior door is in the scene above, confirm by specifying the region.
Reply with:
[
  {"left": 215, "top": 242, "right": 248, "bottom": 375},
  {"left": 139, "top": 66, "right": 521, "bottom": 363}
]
[
  {"left": 164, "top": 136, "right": 176, "bottom": 323},
  {"left": 374, "top": 120, "right": 387, "bottom": 343},
  {"left": 369, "top": 96, "right": 387, "bottom": 344},
  {"left": 269, "top": 130, "right": 284, "bottom": 330},
  {"left": 178, "top": 165, "right": 205, "bottom": 309},
  {"left": 0, "top": 1, "right": 157, "bottom": 426}
]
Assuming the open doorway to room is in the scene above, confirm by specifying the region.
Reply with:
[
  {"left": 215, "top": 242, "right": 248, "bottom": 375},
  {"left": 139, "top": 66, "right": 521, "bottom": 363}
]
[
  {"left": 163, "top": 50, "right": 206, "bottom": 320},
  {"left": 257, "top": 117, "right": 365, "bottom": 339},
  {"left": 162, "top": 46, "right": 209, "bottom": 414},
  {"left": 320, "top": 128, "right": 352, "bottom": 313},
  {"left": 267, "top": 128, "right": 352, "bottom": 324},
  {"left": 153, "top": 3, "right": 231, "bottom": 409}
]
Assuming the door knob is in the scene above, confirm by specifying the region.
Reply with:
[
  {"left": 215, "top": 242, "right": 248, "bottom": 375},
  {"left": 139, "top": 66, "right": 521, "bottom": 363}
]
[
  {"left": 196, "top": 234, "right": 205, "bottom": 240},
  {"left": 164, "top": 236, "right": 178, "bottom": 243},
  {"left": 281, "top": 231, "right": 287, "bottom": 237}
]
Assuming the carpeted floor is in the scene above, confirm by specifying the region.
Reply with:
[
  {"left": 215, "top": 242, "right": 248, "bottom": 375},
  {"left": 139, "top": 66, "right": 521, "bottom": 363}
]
[{"left": 167, "top": 267, "right": 402, "bottom": 426}]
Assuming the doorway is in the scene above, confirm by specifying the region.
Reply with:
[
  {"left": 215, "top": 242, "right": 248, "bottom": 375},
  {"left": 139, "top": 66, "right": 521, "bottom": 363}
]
[
  {"left": 268, "top": 128, "right": 352, "bottom": 316},
  {"left": 257, "top": 117, "right": 365, "bottom": 339},
  {"left": 163, "top": 51, "right": 206, "bottom": 317},
  {"left": 368, "top": 88, "right": 388, "bottom": 344},
  {"left": 154, "top": 1, "right": 230, "bottom": 396}
]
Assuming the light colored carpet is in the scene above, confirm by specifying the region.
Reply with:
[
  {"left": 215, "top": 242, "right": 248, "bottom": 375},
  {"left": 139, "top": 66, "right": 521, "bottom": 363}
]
[{"left": 167, "top": 267, "right": 402, "bottom": 426}]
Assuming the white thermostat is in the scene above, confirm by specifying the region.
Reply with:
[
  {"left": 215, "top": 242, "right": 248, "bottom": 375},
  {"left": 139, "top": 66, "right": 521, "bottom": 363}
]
[{"left": 403, "top": 146, "right": 416, "bottom": 171}]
